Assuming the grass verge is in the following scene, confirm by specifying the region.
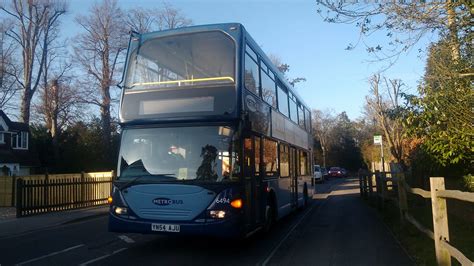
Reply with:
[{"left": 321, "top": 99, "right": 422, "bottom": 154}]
[{"left": 372, "top": 196, "right": 473, "bottom": 266}]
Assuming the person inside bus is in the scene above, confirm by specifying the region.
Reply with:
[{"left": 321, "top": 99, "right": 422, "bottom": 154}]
[{"left": 196, "top": 144, "right": 218, "bottom": 181}]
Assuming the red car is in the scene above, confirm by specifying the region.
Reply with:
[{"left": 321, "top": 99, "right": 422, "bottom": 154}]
[{"left": 328, "top": 167, "right": 347, "bottom": 177}]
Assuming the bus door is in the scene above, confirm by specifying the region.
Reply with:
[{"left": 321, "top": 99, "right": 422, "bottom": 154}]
[
  {"left": 243, "top": 136, "right": 262, "bottom": 228},
  {"left": 289, "top": 147, "right": 298, "bottom": 208}
]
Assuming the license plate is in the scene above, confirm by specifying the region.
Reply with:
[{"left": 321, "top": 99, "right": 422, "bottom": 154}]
[{"left": 151, "top": 223, "right": 180, "bottom": 232}]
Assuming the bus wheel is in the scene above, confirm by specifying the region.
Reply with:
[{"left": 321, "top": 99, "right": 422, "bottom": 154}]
[{"left": 263, "top": 200, "right": 274, "bottom": 233}]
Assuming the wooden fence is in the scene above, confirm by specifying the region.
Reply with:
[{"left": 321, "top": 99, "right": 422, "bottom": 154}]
[
  {"left": 359, "top": 171, "right": 474, "bottom": 266},
  {"left": 0, "top": 175, "right": 16, "bottom": 206},
  {"left": 15, "top": 171, "right": 114, "bottom": 217},
  {"left": 0, "top": 171, "right": 113, "bottom": 208}
]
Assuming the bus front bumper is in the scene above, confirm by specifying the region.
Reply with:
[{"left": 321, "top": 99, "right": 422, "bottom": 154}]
[{"left": 108, "top": 213, "right": 244, "bottom": 238}]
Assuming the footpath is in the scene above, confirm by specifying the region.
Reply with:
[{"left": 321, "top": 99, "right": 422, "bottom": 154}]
[
  {"left": 268, "top": 178, "right": 413, "bottom": 266},
  {"left": 0, "top": 205, "right": 108, "bottom": 238}
]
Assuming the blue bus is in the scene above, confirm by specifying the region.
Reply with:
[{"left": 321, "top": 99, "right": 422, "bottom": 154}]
[{"left": 108, "top": 23, "right": 314, "bottom": 238}]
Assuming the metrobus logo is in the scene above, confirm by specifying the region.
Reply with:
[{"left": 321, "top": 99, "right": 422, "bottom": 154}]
[{"left": 153, "top": 198, "right": 184, "bottom": 206}]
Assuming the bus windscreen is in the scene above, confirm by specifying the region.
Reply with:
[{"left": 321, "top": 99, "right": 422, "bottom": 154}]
[
  {"left": 125, "top": 31, "right": 235, "bottom": 90},
  {"left": 117, "top": 126, "right": 240, "bottom": 183}
]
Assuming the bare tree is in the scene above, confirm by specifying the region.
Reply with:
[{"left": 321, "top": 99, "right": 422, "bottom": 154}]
[
  {"left": 35, "top": 77, "right": 77, "bottom": 160},
  {"left": 126, "top": 7, "right": 155, "bottom": 33},
  {"left": 312, "top": 109, "right": 336, "bottom": 167},
  {"left": 365, "top": 74, "right": 405, "bottom": 165},
  {"left": 0, "top": 21, "right": 18, "bottom": 110},
  {"left": 268, "top": 53, "right": 306, "bottom": 87},
  {"left": 316, "top": 1, "right": 470, "bottom": 65},
  {"left": 1, "top": 0, "right": 66, "bottom": 124},
  {"left": 156, "top": 2, "right": 192, "bottom": 30},
  {"left": 127, "top": 2, "right": 192, "bottom": 33},
  {"left": 74, "top": 0, "right": 128, "bottom": 155}
]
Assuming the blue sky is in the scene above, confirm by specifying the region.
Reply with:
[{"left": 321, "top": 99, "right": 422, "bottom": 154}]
[{"left": 64, "top": 0, "right": 428, "bottom": 120}]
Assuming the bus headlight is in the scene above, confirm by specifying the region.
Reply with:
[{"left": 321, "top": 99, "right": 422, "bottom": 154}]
[
  {"left": 114, "top": 206, "right": 128, "bottom": 215},
  {"left": 209, "top": 210, "right": 226, "bottom": 219}
]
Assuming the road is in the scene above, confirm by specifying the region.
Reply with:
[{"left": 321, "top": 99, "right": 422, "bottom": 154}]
[{"left": 0, "top": 178, "right": 413, "bottom": 266}]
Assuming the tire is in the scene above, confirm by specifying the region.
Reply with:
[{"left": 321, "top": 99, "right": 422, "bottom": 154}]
[{"left": 263, "top": 199, "right": 275, "bottom": 233}]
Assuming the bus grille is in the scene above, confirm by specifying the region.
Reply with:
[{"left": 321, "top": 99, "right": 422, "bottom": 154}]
[{"left": 138, "top": 208, "right": 193, "bottom": 220}]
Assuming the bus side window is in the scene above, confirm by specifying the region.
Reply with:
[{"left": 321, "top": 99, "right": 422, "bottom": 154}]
[
  {"left": 299, "top": 150, "right": 308, "bottom": 176},
  {"left": 279, "top": 144, "right": 289, "bottom": 178},
  {"left": 289, "top": 147, "right": 296, "bottom": 177},
  {"left": 244, "top": 50, "right": 260, "bottom": 96},
  {"left": 263, "top": 138, "right": 278, "bottom": 177},
  {"left": 277, "top": 84, "right": 289, "bottom": 117},
  {"left": 304, "top": 108, "right": 311, "bottom": 132},
  {"left": 261, "top": 63, "right": 276, "bottom": 108},
  {"left": 298, "top": 105, "right": 305, "bottom": 128},
  {"left": 289, "top": 97, "right": 298, "bottom": 123}
]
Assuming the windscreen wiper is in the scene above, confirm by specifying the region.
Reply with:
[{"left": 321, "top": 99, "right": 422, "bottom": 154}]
[{"left": 118, "top": 174, "right": 176, "bottom": 190}]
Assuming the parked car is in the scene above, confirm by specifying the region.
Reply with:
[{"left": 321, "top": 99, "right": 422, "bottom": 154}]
[
  {"left": 313, "top": 165, "right": 323, "bottom": 183},
  {"left": 328, "top": 167, "right": 347, "bottom": 177},
  {"left": 321, "top": 167, "right": 329, "bottom": 179}
]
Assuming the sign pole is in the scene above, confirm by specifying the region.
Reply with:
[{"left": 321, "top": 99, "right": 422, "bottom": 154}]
[
  {"left": 373, "top": 135, "right": 385, "bottom": 172},
  {"left": 381, "top": 137, "right": 385, "bottom": 173}
]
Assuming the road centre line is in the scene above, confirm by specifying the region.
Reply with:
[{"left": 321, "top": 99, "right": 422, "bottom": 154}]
[
  {"left": 15, "top": 244, "right": 85, "bottom": 266},
  {"left": 260, "top": 204, "right": 316, "bottom": 266},
  {"left": 118, "top": 235, "right": 135, "bottom": 244},
  {"left": 78, "top": 248, "right": 128, "bottom": 266}
]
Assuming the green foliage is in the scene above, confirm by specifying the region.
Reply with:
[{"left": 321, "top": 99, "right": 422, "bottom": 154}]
[
  {"left": 463, "top": 174, "right": 474, "bottom": 192},
  {"left": 402, "top": 40, "right": 473, "bottom": 167},
  {"left": 313, "top": 111, "right": 365, "bottom": 171}
]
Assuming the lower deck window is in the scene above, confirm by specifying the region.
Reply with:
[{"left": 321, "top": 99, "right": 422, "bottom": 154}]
[
  {"left": 299, "top": 151, "right": 308, "bottom": 176},
  {"left": 263, "top": 139, "right": 278, "bottom": 177},
  {"left": 279, "top": 144, "right": 289, "bottom": 177}
]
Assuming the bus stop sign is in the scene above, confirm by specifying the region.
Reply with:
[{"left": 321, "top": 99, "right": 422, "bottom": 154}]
[{"left": 374, "top": 135, "right": 382, "bottom": 145}]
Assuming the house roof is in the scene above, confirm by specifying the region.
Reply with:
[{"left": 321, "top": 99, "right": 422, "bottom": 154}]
[
  {"left": 0, "top": 110, "right": 40, "bottom": 167},
  {"left": 0, "top": 110, "right": 29, "bottom": 132}
]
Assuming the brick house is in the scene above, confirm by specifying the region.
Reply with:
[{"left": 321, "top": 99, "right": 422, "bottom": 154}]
[{"left": 0, "top": 110, "right": 39, "bottom": 176}]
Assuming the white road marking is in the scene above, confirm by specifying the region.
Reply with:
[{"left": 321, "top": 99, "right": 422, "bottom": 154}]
[
  {"left": 16, "top": 244, "right": 85, "bottom": 265},
  {"left": 118, "top": 235, "right": 135, "bottom": 244},
  {"left": 78, "top": 248, "right": 127, "bottom": 266},
  {"left": 260, "top": 205, "right": 315, "bottom": 266}
]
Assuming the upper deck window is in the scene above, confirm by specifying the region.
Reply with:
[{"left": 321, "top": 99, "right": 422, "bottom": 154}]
[
  {"left": 125, "top": 31, "right": 235, "bottom": 90},
  {"left": 261, "top": 63, "right": 276, "bottom": 108},
  {"left": 277, "top": 84, "right": 289, "bottom": 117},
  {"left": 246, "top": 44, "right": 258, "bottom": 61},
  {"left": 305, "top": 108, "right": 311, "bottom": 131},
  {"left": 298, "top": 105, "right": 305, "bottom": 128},
  {"left": 244, "top": 47, "right": 259, "bottom": 95},
  {"left": 289, "top": 96, "right": 298, "bottom": 123}
]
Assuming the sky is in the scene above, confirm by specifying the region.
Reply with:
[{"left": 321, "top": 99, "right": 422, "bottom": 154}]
[{"left": 62, "top": 0, "right": 429, "bottom": 120}]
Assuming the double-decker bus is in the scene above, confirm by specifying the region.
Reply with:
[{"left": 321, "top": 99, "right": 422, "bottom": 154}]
[{"left": 108, "top": 23, "right": 314, "bottom": 238}]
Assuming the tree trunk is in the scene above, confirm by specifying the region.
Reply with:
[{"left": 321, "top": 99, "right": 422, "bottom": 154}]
[
  {"left": 20, "top": 88, "right": 32, "bottom": 124},
  {"left": 100, "top": 100, "right": 111, "bottom": 163},
  {"left": 51, "top": 80, "right": 59, "bottom": 165},
  {"left": 446, "top": 0, "right": 460, "bottom": 61}
]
